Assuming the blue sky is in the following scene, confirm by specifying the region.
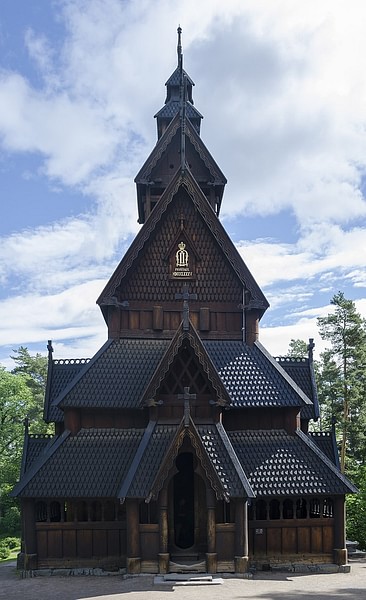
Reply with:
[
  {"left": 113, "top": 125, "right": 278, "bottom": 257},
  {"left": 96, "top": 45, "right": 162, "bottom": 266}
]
[{"left": 1, "top": 0, "right": 366, "bottom": 368}]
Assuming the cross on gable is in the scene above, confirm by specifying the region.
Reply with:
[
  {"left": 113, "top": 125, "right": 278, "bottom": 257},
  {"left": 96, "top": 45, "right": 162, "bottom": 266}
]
[
  {"left": 177, "top": 386, "right": 197, "bottom": 427},
  {"left": 175, "top": 284, "right": 197, "bottom": 330}
]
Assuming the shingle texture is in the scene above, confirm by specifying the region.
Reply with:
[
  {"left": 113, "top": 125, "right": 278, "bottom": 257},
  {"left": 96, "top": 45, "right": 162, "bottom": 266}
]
[
  {"left": 205, "top": 341, "right": 310, "bottom": 408},
  {"left": 276, "top": 357, "right": 318, "bottom": 420},
  {"left": 165, "top": 67, "right": 194, "bottom": 87},
  {"left": 310, "top": 431, "right": 340, "bottom": 467},
  {"left": 19, "top": 428, "right": 145, "bottom": 497},
  {"left": 127, "top": 424, "right": 177, "bottom": 497},
  {"left": 45, "top": 358, "right": 90, "bottom": 422},
  {"left": 228, "top": 429, "right": 354, "bottom": 496},
  {"left": 198, "top": 424, "right": 249, "bottom": 497},
  {"left": 23, "top": 435, "right": 54, "bottom": 475},
  {"left": 56, "top": 339, "right": 169, "bottom": 409},
  {"left": 155, "top": 101, "right": 202, "bottom": 120}
]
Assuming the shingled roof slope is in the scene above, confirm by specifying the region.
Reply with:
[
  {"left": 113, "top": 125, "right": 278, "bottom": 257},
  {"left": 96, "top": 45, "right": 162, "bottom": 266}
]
[
  {"left": 21, "top": 434, "right": 54, "bottom": 477},
  {"left": 228, "top": 429, "right": 357, "bottom": 496},
  {"left": 15, "top": 428, "right": 145, "bottom": 498},
  {"left": 124, "top": 423, "right": 178, "bottom": 498},
  {"left": 198, "top": 423, "right": 254, "bottom": 498},
  {"left": 204, "top": 340, "right": 312, "bottom": 409},
  {"left": 135, "top": 115, "right": 223, "bottom": 186},
  {"left": 309, "top": 431, "right": 340, "bottom": 468},
  {"left": 44, "top": 358, "right": 90, "bottom": 423},
  {"left": 54, "top": 339, "right": 169, "bottom": 410},
  {"left": 276, "top": 356, "right": 319, "bottom": 421}
]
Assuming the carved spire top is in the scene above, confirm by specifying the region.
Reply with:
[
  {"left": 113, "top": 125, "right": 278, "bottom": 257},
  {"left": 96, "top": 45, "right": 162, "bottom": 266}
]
[{"left": 177, "top": 25, "right": 183, "bottom": 71}]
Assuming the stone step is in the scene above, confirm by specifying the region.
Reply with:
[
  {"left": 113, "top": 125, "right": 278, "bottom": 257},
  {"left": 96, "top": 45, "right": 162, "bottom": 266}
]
[{"left": 154, "top": 574, "right": 224, "bottom": 586}]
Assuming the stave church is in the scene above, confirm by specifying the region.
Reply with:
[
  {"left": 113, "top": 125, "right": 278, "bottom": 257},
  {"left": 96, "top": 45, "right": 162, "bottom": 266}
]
[{"left": 12, "top": 29, "right": 357, "bottom": 574}]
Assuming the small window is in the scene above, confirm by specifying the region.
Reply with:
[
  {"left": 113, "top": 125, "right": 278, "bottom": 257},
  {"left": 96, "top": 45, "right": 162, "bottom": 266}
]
[
  {"left": 50, "top": 501, "right": 62, "bottom": 522},
  {"left": 283, "top": 499, "right": 294, "bottom": 519},
  {"left": 269, "top": 500, "right": 280, "bottom": 520},
  {"left": 35, "top": 501, "right": 48, "bottom": 522},
  {"left": 91, "top": 501, "right": 102, "bottom": 522},
  {"left": 296, "top": 498, "right": 307, "bottom": 519},
  {"left": 104, "top": 501, "right": 116, "bottom": 521},
  {"left": 310, "top": 498, "right": 321, "bottom": 518},
  {"left": 255, "top": 500, "right": 267, "bottom": 520},
  {"left": 76, "top": 501, "right": 88, "bottom": 522},
  {"left": 323, "top": 498, "right": 334, "bottom": 518}
]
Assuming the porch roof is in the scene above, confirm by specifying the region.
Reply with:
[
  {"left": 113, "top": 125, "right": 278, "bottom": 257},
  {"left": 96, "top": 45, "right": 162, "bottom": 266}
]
[{"left": 228, "top": 429, "right": 357, "bottom": 496}]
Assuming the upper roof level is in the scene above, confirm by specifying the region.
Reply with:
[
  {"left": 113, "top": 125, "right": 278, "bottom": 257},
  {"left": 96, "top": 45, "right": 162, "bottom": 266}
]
[
  {"left": 154, "top": 27, "right": 203, "bottom": 139},
  {"left": 135, "top": 28, "right": 227, "bottom": 224}
]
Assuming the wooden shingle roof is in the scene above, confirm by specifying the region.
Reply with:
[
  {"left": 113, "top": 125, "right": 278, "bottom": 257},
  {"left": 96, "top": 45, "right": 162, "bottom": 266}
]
[{"left": 228, "top": 429, "right": 357, "bottom": 496}]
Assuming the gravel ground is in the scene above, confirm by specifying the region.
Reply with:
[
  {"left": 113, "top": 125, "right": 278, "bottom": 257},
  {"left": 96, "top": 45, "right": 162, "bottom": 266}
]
[{"left": 1, "top": 560, "right": 365, "bottom": 600}]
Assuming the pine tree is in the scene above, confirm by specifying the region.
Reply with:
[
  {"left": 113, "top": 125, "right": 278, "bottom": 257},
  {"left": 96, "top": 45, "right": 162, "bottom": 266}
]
[{"left": 317, "top": 292, "right": 366, "bottom": 472}]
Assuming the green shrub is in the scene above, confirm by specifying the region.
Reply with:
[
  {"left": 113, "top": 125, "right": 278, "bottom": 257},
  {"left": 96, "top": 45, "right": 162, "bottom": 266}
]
[
  {"left": 0, "top": 543, "right": 10, "bottom": 560},
  {"left": 3, "top": 537, "right": 19, "bottom": 550}
]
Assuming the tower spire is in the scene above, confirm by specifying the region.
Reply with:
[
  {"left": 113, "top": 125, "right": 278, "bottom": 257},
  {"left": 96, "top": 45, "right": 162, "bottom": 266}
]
[
  {"left": 177, "top": 25, "right": 183, "bottom": 71},
  {"left": 178, "top": 26, "right": 186, "bottom": 173}
]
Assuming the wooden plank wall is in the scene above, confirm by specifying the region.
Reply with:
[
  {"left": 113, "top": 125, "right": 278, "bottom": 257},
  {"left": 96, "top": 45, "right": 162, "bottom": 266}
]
[
  {"left": 36, "top": 522, "right": 127, "bottom": 568},
  {"left": 249, "top": 520, "right": 334, "bottom": 558}
]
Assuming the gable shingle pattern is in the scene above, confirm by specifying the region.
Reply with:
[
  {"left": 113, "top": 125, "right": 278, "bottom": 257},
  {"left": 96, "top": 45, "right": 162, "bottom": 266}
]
[
  {"left": 98, "top": 169, "right": 268, "bottom": 313},
  {"left": 45, "top": 358, "right": 90, "bottom": 422},
  {"left": 18, "top": 428, "right": 145, "bottom": 497},
  {"left": 228, "top": 429, "right": 356, "bottom": 496},
  {"left": 204, "top": 340, "right": 311, "bottom": 408},
  {"left": 55, "top": 339, "right": 169, "bottom": 409}
]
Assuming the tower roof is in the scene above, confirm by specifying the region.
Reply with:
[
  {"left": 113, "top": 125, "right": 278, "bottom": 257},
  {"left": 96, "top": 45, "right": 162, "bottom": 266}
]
[{"left": 155, "top": 27, "right": 202, "bottom": 138}]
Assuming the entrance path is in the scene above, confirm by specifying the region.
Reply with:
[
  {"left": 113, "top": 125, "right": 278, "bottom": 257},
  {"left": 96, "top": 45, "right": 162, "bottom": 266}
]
[{"left": 1, "top": 560, "right": 366, "bottom": 600}]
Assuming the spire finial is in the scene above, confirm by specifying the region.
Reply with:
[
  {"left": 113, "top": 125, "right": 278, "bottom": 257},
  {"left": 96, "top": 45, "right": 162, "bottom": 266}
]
[{"left": 177, "top": 26, "right": 183, "bottom": 71}]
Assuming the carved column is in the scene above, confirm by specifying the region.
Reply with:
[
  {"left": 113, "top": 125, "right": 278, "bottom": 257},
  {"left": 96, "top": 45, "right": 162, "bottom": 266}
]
[
  {"left": 333, "top": 495, "right": 347, "bottom": 565},
  {"left": 235, "top": 499, "right": 249, "bottom": 573},
  {"left": 158, "top": 488, "right": 169, "bottom": 574},
  {"left": 206, "top": 488, "right": 217, "bottom": 573},
  {"left": 126, "top": 499, "right": 141, "bottom": 574}
]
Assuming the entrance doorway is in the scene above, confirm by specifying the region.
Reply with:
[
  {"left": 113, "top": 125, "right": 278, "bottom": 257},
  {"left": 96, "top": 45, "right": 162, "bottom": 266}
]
[{"left": 174, "top": 453, "right": 194, "bottom": 548}]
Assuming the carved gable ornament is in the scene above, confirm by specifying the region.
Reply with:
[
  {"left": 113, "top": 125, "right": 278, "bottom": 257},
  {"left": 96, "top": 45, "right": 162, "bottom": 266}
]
[{"left": 166, "top": 234, "right": 200, "bottom": 280}]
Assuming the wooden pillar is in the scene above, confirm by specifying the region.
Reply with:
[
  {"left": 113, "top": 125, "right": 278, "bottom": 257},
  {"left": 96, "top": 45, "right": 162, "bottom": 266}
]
[
  {"left": 333, "top": 495, "right": 347, "bottom": 565},
  {"left": 206, "top": 488, "right": 217, "bottom": 573},
  {"left": 158, "top": 488, "right": 169, "bottom": 574},
  {"left": 126, "top": 499, "right": 141, "bottom": 574},
  {"left": 22, "top": 499, "right": 38, "bottom": 570},
  {"left": 235, "top": 499, "right": 249, "bottom": 573},
  {"left": 245, "top": 311, "right": 259, "bottom": 346}
]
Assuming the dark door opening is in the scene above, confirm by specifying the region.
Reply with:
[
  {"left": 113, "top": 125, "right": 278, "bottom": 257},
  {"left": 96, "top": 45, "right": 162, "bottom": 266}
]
[{"left": 174, "top": 452, "right": 194, "bottom": 548}]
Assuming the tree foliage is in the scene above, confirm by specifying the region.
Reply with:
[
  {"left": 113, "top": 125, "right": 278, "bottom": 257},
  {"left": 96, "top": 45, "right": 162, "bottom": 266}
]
[
  {"left": 317, "top": 292, "right": 366, "bottom": 471},
  {"left": 0, "top": 348, "right": 50, "bottom": 534},
  {"left": 286, "top": 338, "right": 308, "bottom": 358}
]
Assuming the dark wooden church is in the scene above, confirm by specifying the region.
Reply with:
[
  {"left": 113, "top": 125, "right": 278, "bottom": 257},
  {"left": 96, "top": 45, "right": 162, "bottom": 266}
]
[{"left": 13, "top": 29, "right": 357, "bottom": 574}]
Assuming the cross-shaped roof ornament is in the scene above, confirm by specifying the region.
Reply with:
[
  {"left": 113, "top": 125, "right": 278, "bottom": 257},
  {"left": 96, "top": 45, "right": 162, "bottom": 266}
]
[
  {"left": 178, "top": 386, "right": 197, "bottom": 427},
  {"left": 175, "top": 284, "right": 197, "bottom": 330}
]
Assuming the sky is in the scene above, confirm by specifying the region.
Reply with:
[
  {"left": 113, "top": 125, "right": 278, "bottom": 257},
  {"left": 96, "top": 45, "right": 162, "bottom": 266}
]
[{"left": 1, "top": 0, "right": 366, "bottom": 369}]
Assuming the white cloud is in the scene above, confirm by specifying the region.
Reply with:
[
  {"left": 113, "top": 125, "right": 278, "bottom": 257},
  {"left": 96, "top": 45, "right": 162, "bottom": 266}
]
[{"left": 1, "top": 0, "right": 366, "bottom": 365}]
